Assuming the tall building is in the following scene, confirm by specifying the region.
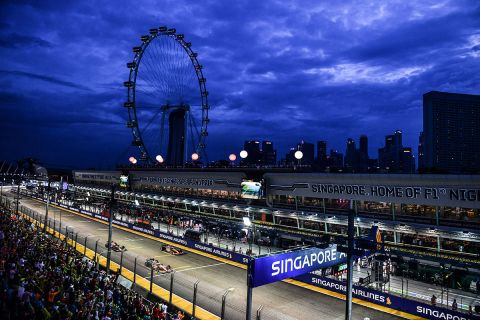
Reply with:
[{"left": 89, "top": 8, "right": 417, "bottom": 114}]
[
  {"left": 262, "top": 141, "right": 277, "bottom": 166},
  {"left": 378, "top": 130, "right": 415, "bottom": 173},
  {"left": 243, "top": 140, "right": 262, "bottom": 166},
  {"left": 399, "top": 147, "right": 416, "bottom": 174},
  {"left": 418, "top": 131, "right": 425, "bottom": 171},
  {"left": 285, "top": 147, "right": 296, "bottom": 165},
  {"left": 316, "top": 141, "right": 327, "bottom": 170},
  {"left": 344, "top": 138, "right": 357, "bottom": 171},
  {"left": 166, "top": 108, "right": 186, "bottom": 166},
  {"left": 297, "top": 141, "right": 315, "bottom": 165},
  {"left": 423, "top": 91, "right": 480, "bottom": 173},
  {"left": 328, "top": 149, "right": 343, "bottom": 170},
  {"left": 359, "top": 135, "right": 369, "bottom": 172}
]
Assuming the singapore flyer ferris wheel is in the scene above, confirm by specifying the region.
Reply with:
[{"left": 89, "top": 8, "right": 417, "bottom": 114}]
[{"left": 124, "top": 26, "right": 209, "bottom": 166}]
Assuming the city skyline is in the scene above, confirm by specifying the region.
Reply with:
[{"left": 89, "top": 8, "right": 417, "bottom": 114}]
[{"left": 1, "top": 1, "right": 479, "bottom": 168}]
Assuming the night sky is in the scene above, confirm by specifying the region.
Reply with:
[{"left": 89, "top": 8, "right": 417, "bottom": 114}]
[{"left": 1, "top": 0, "right": 479, "bottom": 169}]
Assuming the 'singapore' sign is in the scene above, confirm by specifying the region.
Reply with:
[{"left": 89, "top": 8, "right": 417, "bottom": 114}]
[
  {"left": 310, "top": 183, "right": 480, "bottom": 204},
  {"left": 140, "top": 176, "right": 214, "bottom": 187},
  {"left": 250, "top": 245, "right": 346, "bottom": 288}
]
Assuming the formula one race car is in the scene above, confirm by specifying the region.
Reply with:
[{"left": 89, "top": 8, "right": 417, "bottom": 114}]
[
  {"left": 105, "top": 241, "right": 126, "bottom": 252},
  {"left": 161, "top": 244, "right": 185, "bottom": 256},
  {"left": 144, "top": 258, "right": 173, "bottom": 274}
]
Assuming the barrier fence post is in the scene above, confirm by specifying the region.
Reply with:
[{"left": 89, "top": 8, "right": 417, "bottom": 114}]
[
  {"left": 75, "top": 232, "right": 78, "bottom": 250},
  {"left": 221, "top": 288, "right": 233, "bottom": 320},
  {"left": 94, "top": 239, "right": 99, "bottom": 261},
  {"left": 84, "top": 237, "right": 88, "bottom": 256},
  {"left": 401, "top": 272, "right": 404, "bottom": 297},
  {"left": 406, "top": 279, "right": 409, "bottom": 298},
  {"left": 133, "top": 256, "right": 138, "bottom": 287},
  {"left": 119, "top": 250, "right": 124, "bottom": 274},
  {"left": 256, "top": 305, "right": 263, "bottom": 320},
  {"left": 169, "top": 271, "right": 175, "bottom": 305},
  {"left": 192, "top": 280, "right": 199, "bottom": 318},
  {"left": 446, "top": 287, "right": 449, "bottom": 308},
  {"left": 150, "top": 265, "right": 154, "bottom": 294}
]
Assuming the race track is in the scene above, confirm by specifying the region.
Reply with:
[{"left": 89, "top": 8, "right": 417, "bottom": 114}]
[{"left": 8, "top": 192, "right": 402, "bottom": 320}]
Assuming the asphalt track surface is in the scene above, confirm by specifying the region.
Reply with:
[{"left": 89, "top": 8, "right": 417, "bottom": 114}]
[{"left": 10, "top": 193, "right": 402, "bottom": 320}]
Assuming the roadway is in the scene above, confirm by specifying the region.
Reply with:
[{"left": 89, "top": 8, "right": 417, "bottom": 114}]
[{"left": 6, "top": 191, "right": 402, "bottom": 320}]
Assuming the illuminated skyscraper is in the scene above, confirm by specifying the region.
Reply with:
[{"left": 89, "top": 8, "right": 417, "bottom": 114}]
[{"left": 423, "top": 91, "right": 480, "bottom": 173}]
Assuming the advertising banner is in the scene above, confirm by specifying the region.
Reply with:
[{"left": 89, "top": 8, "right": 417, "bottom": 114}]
[
  {"left": 265, "top": 173, "right": 480, "bottom": 208},
  {"left": 295, "top": 273, "right": 479, "bottom": 320},
  {"left": 241, "top": 180, "right": 263, "bottom": 199},
  {"left": 250, "top": 245, "right": 346, "bottom": 288}
]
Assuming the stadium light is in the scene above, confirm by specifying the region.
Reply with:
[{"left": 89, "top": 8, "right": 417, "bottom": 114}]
[
  {"left": 129, "top": 156, "right": 136, "bottom": 163},
  {"left": 191, "top": 153, "right": 199, "bottom": 161},
  {"left": 240, "top": 150, "right": 248, "bottom": 159},
  {"left": 294, "top": 150, "right": 303, "bottom": 160},
  {"left": 156, "top": 155, "right": 164, "bottom": 163},
  {"left": 229, "top": 153, "right": 237, "bottom": 161}
]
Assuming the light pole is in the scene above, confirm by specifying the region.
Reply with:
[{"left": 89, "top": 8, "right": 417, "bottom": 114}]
[
  {"left": 15, "top": 182, "right": 20, "bottom": 217},
  {"left": 240, "top": 150, "right": 248, "bottom": 166},
  {"left": 294, "top": 150, "right": 303, "bottom": 167},
  {"left": 243, "top": 216, "right": 253, "bottom": 254},
  {"left": 43, "top": 179, "right": 51, "bottom": 232},
  {"left": 243, "top": 217, "right": 254, "bottom": 320},
  {"left": 345, "top": 212, "right": 355, "bottom": 320},
  {"left": 229, "top": 153, "right": 237, "bottom": 167}
]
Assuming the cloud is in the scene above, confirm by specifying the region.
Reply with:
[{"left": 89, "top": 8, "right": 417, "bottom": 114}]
[
  {"left": 0, "top": 70, "right": 91, "bottom": 91},
  {"left": 0, "top": 0, "right": 479, "bottom": 167},
  {"left": 0, "top": 33, "right": 52, "bottom": 48}
]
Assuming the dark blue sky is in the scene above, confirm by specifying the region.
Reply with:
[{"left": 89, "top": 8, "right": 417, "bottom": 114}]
[{"left": 1, "top": 0, "right": 479, "bottom": 169}]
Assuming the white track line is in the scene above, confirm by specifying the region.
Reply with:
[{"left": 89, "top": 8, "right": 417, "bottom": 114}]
[{"left": 176, "top": 262, "right": 226, "bottom": 273}]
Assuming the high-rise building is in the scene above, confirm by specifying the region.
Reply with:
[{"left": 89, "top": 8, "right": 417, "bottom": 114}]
[
  {"left": 359, "top": 135, "right": 369, "bottom": 172},
  {"left": 328, "top": 149, "right": 343, "bottom": 170},
  {"left": 285, "top": 147, "right": 296, "bottom": 165},
  {"left": 418, "top": 131, "right": 425, "bottom": 171},
  {"left": 378, "top": 130, "right": 415, "bottom": 173},
  {"left": 344, "top": 138, "right": 357, "bottom": 171},
  {"left": 166, "top": 108, "right": 186, "bottom": 166},
  {"left": 243, "top": 140, "right": 262, "bottom": 166},
  {"left": 262, "top": 141, "right": 277, "bottom": 166},
  {"left": 316, "top": 141, "right": 327, "bottom": 169},
  {"left": 399, "top": 147, "right": 416, "bottom": 174},
  {"left": 297, "top": 141, "right": 315, "bottom": 165},
  {"left": 423, "top": 91, "right": 480, "bottom": 173}
]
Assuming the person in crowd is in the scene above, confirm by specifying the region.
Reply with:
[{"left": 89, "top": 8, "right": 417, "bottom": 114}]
[{"left": 452, "top": 298, "right": 458, "bottom": 311}]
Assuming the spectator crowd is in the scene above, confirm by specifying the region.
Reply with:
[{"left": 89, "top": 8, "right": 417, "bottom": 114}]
[{"left": 0, "top": 207, "right": 187, "bottom": 320}]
